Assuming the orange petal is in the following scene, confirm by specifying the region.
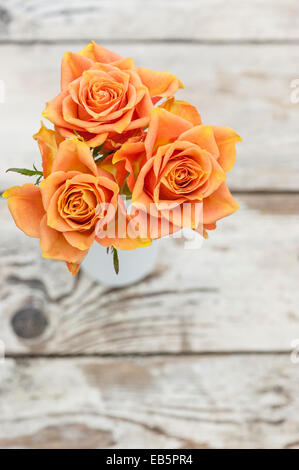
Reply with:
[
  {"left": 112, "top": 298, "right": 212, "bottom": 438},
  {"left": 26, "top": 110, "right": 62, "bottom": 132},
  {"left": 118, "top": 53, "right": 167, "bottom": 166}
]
[
  {"left": 3, "top": 184, "right": 45, "bottom": 238},
  {"left": 87, "top": 108, "right": 135, "bottom": 135},
  {"left": 46, "top": 181, "right": 79, "bottom": 233},
  {"left": 212, "top": 126, "right": 242, "bottom": 172},
  {"left": 78, "top": 41, "right": 123, "bottom": 63},
  {"left": 134, "top": 90, "right": 153, "bottom": 121},
  {"left": 137, "top": 67, "right": 184, "bottom": 98},
  {"left": 54, "top": 127, "right": 108, "bottom": 149},
  {"left": 63, "top": 230, "right": 95, "bottom": 251},
  {"left": 33, "top": 122, "right": 64, "bottom": 177},
  {"left": 66, "top": 262, "right": 81, "bottom": 276},
  {"left": 40, "top": 171, "right": 71, "bottom": 211},
  {"left": 200, "top": 155, "right": 226, "bottom": 198},
  {"left": 40, "top": 215, "right": 88, "bottom": 263},
  {"left": 98, "top": 154, "right": 132, "bottom": 193},
  {"left": 52, "top": 139, "right": 98, "bottom": 175},
  {"left": 113, "top": 142, "right": 146, "bottom": 192},
  {"left": 203, "top": 182, "right": 239, "bottom": 225},
  {"left": 42, "top": 90, "right": 69, "bottom": 128},
  {"left": 178, "top": 125, "right": 219, "bottom": 158},
  {"left": 131, "top": 158, "right": 154, "bottom": 207},
  {"left": 145, "top": 108, "right": 192, "bottom": 158},
  {"left": 84, "top": 132, "right": 109, "bottom": 148},
  {"left": 111, "top": 57, "right": 135, "bottom": 70},
  {"left": 98, "top": 235, "right": 152, "bottom": 250},
  {"left": 61, "top": 51, "right": 93, "bottom": 90},
  {"left": 125, "top": 116, "right": 150, "bottom": 132},
  {"left": 160, "top": 98, "right": 201, "bottom": 126}
]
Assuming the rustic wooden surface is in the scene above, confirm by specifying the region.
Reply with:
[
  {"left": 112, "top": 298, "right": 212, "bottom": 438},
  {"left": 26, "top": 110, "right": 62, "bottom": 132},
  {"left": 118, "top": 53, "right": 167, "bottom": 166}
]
[
  {"left": 1, "top": 194, "right": 299, "bottom": 355},
  {"left": 0, "top": 0, "right": 299, "bottom": 450},
  {"left": 1, "top": 0, "right": 299, "bottom": 41},
  {"left": 1, "top": 355, "right": 299, "bottom": 449}
]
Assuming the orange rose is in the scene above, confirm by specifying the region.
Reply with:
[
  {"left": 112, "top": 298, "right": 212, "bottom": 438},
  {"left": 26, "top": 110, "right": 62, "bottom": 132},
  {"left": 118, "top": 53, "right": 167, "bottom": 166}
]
[
  {"left": 3, "top": 138, "right": 119, "bottom": 275},
  {"left": 43, "top": 41, "right": 183, "bottom": 147},
  {"left": 115, "top": 103, "right": 241, "bottom": 237},
  {"left": 112, "top": 100, "right": 202, "bottom": 193}
]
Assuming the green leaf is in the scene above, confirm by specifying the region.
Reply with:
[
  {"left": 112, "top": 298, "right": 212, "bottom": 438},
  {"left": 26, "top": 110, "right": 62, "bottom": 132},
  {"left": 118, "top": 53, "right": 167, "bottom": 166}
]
[
  {"left": 112, "top": 247, "right": 119, "bottom": 275},
  {"left": 6, "top": 167, "right": 43, "bottom": 177},
  {"left": 120, "top": 179, "right": 132, "bottom": 199},
  {"left": 35, "top": 175, "right": 42, "bottom": 185},
  {"left": 92, "top": 144, "right": 104, "bottom": 158},
  {"left": 94, "top": 154, "right": 107, "bottom": 164}
]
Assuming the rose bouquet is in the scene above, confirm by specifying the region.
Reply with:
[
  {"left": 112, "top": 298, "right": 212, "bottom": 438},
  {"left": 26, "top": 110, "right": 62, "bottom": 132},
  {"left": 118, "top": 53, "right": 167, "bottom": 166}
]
[{"left": 4, "top": 42, "right": 241, "bottom": 276}]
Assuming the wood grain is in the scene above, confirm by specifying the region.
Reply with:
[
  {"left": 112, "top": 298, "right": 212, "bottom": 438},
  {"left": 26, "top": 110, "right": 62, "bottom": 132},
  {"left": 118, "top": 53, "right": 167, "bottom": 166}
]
[
  {"left": 1, "top": 193, "right": 298, "bottom": 355},
  {"left": 0, "top": 2, "right": 298, "bottom": 449},
  {"left": 0, "top": 355, "right": 298, "bottom": 449},
  {"left": 1, "top": 0, "right": 299, "bottom": 41},
  {"left": 0, "top": 43, "right": 299, "bottom": 191}
]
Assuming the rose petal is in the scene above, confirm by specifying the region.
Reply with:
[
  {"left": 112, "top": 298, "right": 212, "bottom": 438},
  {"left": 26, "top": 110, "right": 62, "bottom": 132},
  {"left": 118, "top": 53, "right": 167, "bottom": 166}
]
[
  {"left": 40, "top": 171, "right": 73, "bottom": 210},
  {"left": 160, "top": 98, "right": 202, "bottom": 126},
  {"left": 132, "top": 158, "right": 155, "bottom": 206},
  {"left": 113, "top": 142, "right": 146, "bottom": 192},
  {"left": 61, "top": 51, "right": 93, "bottom": 90},
  {"left": 63, "top": 230, "right": 95, "bottom": 251},
  {"left": 3, "top": 184, "right": 45, "bottom": 238},
  {"left": 145, "top": 108, "right": 192, "bottom": 159},
  {"left": 52, "top": 139, "right": 98, "bottom": 176},
  {"left": 78, "top": 41, "right": 123, "bottom": 63},
  {"left": 212, "top": 126, "right": 242, "bottom": 172},
  {"left": 85, "top": 132, "right": 109, "bottom": 148},
  {"left": 66, "top": 262, "right": 81, "bottom": 276},
  {"left": 40, "top": 215, "right": 88, "bottom": 263},
  {"left": 203, "top": 182, "right": 239, "bottom": 225},
  {"left": 137, "top": 67, "right": 184, "bottom": 98},
  {"left": 112, "top": 57, "right": 135, "bottom": 70},
  {"left": 197, "top": 154, "right": 226, "bottom": 198},
  {"left": 33, "top": 122, "right": 64, "bottom": 178},
  {"left": 179, "top": 125, "right": 219, "bottom": 159},
  {"left": 42, "top": 90, "right": 70, "bottom": 128}
]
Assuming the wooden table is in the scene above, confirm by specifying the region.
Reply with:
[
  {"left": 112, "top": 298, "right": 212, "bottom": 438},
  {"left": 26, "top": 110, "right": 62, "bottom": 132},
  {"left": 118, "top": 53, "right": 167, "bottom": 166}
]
[{"left": 0, "top": 0, "right": 299, "bottom": 449}]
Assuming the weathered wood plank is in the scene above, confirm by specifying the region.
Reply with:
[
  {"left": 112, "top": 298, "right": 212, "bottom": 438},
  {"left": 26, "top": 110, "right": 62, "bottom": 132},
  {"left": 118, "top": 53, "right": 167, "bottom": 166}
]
[
  {"left": 1, "top": 0, "right": 299, "bottom": 41},
  {"left": 0, "top": 355, "right": 298, "bottom": 449},
  {"left": 0, "top": 43, "right": 298, "bottom": 191},
  {"left": 1, "top": 193, "right": 298, "bottom": 355}
]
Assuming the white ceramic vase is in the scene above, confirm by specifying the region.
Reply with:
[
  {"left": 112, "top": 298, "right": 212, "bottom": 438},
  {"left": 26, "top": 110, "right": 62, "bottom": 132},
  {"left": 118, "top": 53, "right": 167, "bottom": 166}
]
[{"left": 82, "top": 241, "right": 160, "bottom": 287}]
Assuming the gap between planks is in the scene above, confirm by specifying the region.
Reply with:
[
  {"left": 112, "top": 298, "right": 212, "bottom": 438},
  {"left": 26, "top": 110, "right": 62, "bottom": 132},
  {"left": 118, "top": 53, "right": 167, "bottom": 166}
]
[
  {"left": 2, "top": 39, "right": 299, "bottom": 46},
  {"left": 4, "top": 351, "right": 291, "bottom": 359}
]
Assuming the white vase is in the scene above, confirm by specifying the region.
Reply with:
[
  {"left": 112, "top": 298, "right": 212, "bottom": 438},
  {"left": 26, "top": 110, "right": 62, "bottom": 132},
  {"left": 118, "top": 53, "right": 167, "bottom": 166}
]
[{"left": 82, "top": 241, "right": 160, "bottom": 287}]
